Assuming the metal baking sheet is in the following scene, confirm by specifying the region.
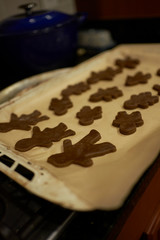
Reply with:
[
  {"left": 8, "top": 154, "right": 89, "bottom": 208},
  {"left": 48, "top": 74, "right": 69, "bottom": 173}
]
[{"left": 0, "top": 44, "right": 159, "bottom": 211}]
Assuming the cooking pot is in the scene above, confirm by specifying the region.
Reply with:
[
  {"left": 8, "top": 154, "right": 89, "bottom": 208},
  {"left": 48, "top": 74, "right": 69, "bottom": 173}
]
[{"left": 0, "top": 3, "right": 86, "bottom": 88}]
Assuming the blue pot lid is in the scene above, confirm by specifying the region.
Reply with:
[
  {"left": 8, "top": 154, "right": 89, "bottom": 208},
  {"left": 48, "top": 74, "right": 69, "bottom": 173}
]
[{"left": 0, "top": 3, "right": 76, "bottom": 35}]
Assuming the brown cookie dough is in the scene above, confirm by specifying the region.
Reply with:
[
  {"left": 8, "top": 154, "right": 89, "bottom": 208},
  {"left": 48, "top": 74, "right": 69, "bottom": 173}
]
[
  {"left": 112, "top": 111, "right": 144, "bottom": 135},
  {"left": 115, "top": 56, "right": 140, "bottom": 69},
  {"left": 89, "top": 87, "right": 123, "bottom": 102},
  {"left": 123, "top": 92, "right": 159, "bottom": 109},
  {"left": 76, "top": 106, "right": 102, "bottom": 125},
  {"left": 15, "top": 123, "right": 75, "bottom": 152},
  {"left": 125, "top": 71, "right": 151, "bottom": 86},
  {"left": 61, "top": 82, "right": 90, "bottom": 97},
  {"left": 87, "top": 67, "right": 122, "bottom": 84},
  {"left": 47, "top": 129, "right": 116, "bottom": 167},
  {"left": 153, "top": 84, "right": 160, "bottom": 95},
  {"left": 0, "top": 110, "right": 49, "bottom": 132},
  {"left": 49, "top": 96, "right": 73, "bottom": 115},
  {"left": 156, "top": 69, "right": 160, "bottom": 76}
]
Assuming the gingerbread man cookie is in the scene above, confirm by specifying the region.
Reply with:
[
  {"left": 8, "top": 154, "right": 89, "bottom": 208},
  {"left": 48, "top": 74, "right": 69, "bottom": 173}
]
[
  {"left": 49, "top": 96, "right": 73, "bottom": 115},
  {"left": 89, "top": 87, "right": 123, "bottom": 102},
  {"left": 61, "top": 82, "right": 90, "bottom": 96},
  {"left": 76, "top": 106, "right": 102, "bottom": 125},
  {"left": 112, "top": 111, "right": 144, "bottom": 135},
  {"left": 125, "top": 72, "right": 151, "bottom": 86},
  {"left": 0, "top": 110, "right": 49, "bottom": 132},
  {"left": 15, "top": 123, "right": 75, "bottom": 152},
  {"left": 123, "top": 92, "right": 159, "bottom": 109},
  {"left": 47, "top": 129, "right": 116, "bottom": 167},
  {"left": 87, "top": 67, "right": 122, "bottom": 84},
  {"left": 115, "top": 56, "right": 140, "bottom": 69}
]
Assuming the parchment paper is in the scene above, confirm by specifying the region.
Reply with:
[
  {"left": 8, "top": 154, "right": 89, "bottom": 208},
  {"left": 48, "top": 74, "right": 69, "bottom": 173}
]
[{"left": 0, "top": 44, "right": 159, "bottom": 211}]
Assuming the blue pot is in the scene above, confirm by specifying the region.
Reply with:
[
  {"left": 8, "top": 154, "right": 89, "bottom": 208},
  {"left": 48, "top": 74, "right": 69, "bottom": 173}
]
[{"left": 0, "top": 3, "right": 86, "bottom": 85}]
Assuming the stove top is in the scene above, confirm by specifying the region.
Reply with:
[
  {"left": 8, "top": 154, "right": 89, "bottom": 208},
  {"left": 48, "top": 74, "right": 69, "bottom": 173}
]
[
  {"left": 0, "top": 151, "right": 159, "bottom": 240},
  {"left": 0, "top": 171, "right": 76, "bottom": 240},
  {"left": 0, "top": 169, "right": 123, "bottom": 240}
]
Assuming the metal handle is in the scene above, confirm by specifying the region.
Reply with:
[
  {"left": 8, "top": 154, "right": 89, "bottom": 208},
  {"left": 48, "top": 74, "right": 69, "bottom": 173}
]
[{"left": 18, "top": 2, "right": 37, "bottom": 16}]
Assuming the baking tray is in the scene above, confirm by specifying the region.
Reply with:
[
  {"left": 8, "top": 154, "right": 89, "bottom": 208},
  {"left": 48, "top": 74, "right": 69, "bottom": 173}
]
[
  {"left": 0, "top": 44, "right": 159, "bottom": 211},
  {"left": 0, "top": 68, "right": 70, "bottom": 105}
]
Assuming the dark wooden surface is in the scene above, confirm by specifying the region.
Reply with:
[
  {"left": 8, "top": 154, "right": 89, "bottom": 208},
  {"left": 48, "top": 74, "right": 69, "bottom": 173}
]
[{"left": 76, "top": 0, "right": 160, "bottom": 20}]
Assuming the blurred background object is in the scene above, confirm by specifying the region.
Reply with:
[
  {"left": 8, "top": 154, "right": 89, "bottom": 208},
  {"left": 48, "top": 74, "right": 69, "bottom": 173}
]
[
  {"left": 0, "top": 0, "right": 84, "bottom": 90},
  {"left": 75, "top": 0, "right": 160, "bottom": 43},
  {"left": 0, "top": 0, "right": 41, "bottom": 21},
  {"left": 40, "top": 0, "right": 76, "bottom": 15},
  {"left": 75, "top": 0, "right": 160, "bottom": 20},
  {"left": 0, "top": 0, "right": 160, "bottom": 90},
  {"left": 0, "top": 0, "right": 76, "bottom": 21},
  {"left": 78, "top": 29, "right": 115, "bottom": 50}
]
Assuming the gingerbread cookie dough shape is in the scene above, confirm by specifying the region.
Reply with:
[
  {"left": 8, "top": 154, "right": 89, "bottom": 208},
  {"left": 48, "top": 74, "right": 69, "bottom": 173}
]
[
  {"left": 49, "top": 96, "right": 73, "bottom": 115},
  {"left": 47, "top": 129, "right": 116, "bottom": 167},
  {"left": 76, "top": 106, "right": 102, "bottom": 125},
  {"left": 112, "top": 111, "right": 144, "bottom": 135},
  {"left": 61, "top": 82, "right": 90, "bottom": 96},
  {"left": 115, "top": 56, "right": 140, "bottom": 69},
  {"left": 125, "top": 72, "right": 151, "bottom": 86},
  {"left": 0, "top": 110, "right": 49, "bottom": 132},
  {"left": 15, "top": 123, "right": 75, "bottom": 152},
  {"left": 89, "top": 87, "right": 123, "bottom": 102},
  {"left": 123, "top": 92, "right": 159, "bottom": 109},
  {"left": 86, "top": 67, "right": 122, "bottom": 84}
]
